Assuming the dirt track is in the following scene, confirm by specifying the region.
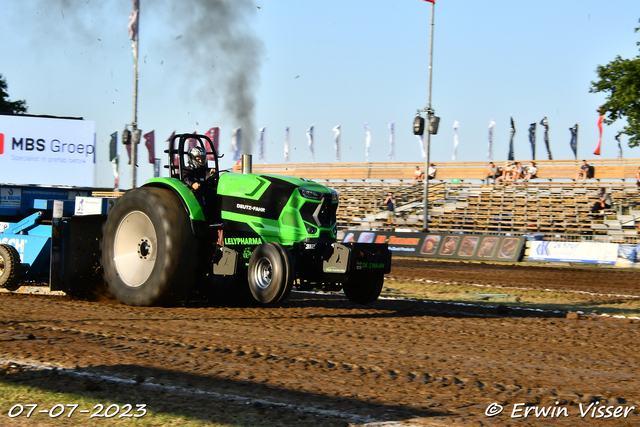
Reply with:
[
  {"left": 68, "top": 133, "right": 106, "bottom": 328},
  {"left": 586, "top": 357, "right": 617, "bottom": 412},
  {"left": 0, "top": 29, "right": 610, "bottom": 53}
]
[{"left": 1, "top": 261, "right": 639, "bottom": 426}]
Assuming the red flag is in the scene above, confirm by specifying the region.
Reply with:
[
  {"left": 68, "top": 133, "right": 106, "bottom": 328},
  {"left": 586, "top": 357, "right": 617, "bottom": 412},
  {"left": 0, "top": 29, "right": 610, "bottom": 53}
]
[
  {"left": 423, "top": 0, "right": 435, "bottom": 3},
  {"left": 187, "top": 131, "right": 198, "bottom": 152},
  {"left": 205, "top": 127, "right": 220, "bottom": 160},
  {"left": 594, "top": 109, "right": 603, "bottom": 156},
  {"left": 144, "top": 130, "right": 155, "bottom": 164}
]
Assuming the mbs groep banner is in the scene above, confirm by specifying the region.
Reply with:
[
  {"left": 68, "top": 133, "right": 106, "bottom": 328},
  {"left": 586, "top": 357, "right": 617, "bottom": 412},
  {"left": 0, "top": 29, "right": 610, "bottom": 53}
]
[{"left": 0, "top": 115, "right": 96, "bottom": 187}]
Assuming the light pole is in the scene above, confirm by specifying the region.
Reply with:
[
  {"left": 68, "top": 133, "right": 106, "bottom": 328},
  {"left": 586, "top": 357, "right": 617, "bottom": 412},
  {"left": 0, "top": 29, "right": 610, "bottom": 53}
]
[
  {"left": 131, "top": 0, "right": 140, "bottom": 189},
  {"left": 413, "top": 0, "right": 438, "bottom": 232}
]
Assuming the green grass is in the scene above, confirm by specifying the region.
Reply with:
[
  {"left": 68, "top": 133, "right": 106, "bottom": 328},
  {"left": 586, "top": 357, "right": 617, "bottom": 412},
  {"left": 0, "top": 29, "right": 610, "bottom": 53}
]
[
  {"left": 0, "top": 380, "right": 230, "bottom": 427},
  {"left": 380, "top": 279, "right": 640, "bottom": 317}
]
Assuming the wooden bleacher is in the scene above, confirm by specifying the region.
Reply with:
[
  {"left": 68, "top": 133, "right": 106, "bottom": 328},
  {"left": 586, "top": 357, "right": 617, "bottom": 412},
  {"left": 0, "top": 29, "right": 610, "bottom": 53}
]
[
  {"left": 251, "top": 159, "right": 640, "bottom": 242},
  {"left": 329, "top": 181, "right": 640, "bottom": 242},
  {"left": 252, "top": 159, "right": 640, "bottom": 182}
]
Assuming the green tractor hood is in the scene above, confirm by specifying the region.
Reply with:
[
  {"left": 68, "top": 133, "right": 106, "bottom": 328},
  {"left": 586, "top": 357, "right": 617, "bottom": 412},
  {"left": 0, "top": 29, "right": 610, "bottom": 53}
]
[{"left": 217, "top": 173, "right": 339, "bottom": 245}]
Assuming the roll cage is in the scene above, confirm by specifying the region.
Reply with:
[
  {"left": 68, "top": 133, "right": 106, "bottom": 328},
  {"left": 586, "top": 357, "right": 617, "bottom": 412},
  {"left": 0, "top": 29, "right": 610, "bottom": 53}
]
[{"left": 164, "top": 133, "right": 222, "bottom": 182}]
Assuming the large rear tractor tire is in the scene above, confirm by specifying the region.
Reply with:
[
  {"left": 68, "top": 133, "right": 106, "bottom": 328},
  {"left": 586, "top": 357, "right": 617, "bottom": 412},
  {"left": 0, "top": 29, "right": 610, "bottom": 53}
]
[
  {"left": 0, "top": 244, "right": 22, "bottom": 292},
  {"left": 247, "top": 242, "right": 293, "bottom": 305},
  {"left": 342, "top": 275, "right": 384, "bottom": 305},
  {"left": 101, "top": 187, "right": 198, "bottom": 306}
]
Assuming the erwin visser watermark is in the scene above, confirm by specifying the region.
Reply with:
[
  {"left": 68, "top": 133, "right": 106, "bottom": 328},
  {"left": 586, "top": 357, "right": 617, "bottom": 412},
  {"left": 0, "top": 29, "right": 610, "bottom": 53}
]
[{"left": 485, "top": 401, "right": 635, "bottom": 419}]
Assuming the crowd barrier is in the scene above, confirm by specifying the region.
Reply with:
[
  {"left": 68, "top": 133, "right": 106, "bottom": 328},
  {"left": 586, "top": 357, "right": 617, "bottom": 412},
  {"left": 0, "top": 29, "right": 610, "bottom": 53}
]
[
  {"left": 528, "top": 241, "right": 618, "bottom": 264},
  {"left": 341, "top": 230, "right": 640, "bottom": 268},
  {"left": 342, "top": 230, "right": 525, "bottom": 262},
  {"left": 528, "top": 241, "right": 640, "bottom": 268}
]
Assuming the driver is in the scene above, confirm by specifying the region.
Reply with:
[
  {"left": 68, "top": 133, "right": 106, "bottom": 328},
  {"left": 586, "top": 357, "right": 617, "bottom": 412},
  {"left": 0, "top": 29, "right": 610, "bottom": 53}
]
[
  {"left": 183, "top": 146, "right": 216, "bottom": 192},
  {"left": 182, "top": 146, "right": 217, "bottom": 223}
]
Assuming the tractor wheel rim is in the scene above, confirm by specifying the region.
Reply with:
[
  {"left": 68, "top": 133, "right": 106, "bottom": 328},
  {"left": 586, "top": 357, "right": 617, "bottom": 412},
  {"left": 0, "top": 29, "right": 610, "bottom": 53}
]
[
  {"left": 254, "top": 257, "right": 272, "bottom": 289},
  {"left": 0, "top": 256, "right": 5, "bottom": 276},
  {"left": 114, "top": 211, "right": 157, "bottom": 288}
]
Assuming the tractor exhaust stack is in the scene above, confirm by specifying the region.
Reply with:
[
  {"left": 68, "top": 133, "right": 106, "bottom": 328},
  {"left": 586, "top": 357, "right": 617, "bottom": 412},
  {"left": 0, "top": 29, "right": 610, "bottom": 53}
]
[{"left": 242, "top": 154, "right": 252, "bottom": 174}]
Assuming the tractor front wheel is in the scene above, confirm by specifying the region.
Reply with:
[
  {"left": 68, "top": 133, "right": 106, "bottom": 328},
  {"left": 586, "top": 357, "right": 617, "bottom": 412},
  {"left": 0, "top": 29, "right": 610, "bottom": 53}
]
[
  {"left": 247, "top": 242, "right": 293, "bottom": 304},
  {"left": 101, "top": 187, "right": 198, "bottom": 306},
  {"left": 0, "top": 244, "right": 22, "bottom": 291}
]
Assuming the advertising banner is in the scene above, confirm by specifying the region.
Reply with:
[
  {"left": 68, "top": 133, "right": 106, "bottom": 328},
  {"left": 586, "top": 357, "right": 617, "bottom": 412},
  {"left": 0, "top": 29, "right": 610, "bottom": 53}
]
[
  {"left": 0, "top": 115, "right": 96, "bottom": 187},
  {"left": 528, "top": 241, "right": 619, "bottom": 264},
  {"left": 342, "top": 230, "right": 525, "bottom": 262}
]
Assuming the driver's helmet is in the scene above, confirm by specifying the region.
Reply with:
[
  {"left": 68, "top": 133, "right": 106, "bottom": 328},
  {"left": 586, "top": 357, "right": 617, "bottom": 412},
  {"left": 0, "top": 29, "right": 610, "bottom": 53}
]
[{"left": 188, "top": 146, "right": 206, "bottom": 170}]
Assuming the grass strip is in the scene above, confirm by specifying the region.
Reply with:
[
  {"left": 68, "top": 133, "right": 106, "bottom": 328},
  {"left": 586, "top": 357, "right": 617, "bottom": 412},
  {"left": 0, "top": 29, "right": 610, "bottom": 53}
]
[
  {"left": 0, "top": 378, "right": 231, "bottom": 427},
  {"left": 381, "top": 279, "right": 640, "bottom": 318}
]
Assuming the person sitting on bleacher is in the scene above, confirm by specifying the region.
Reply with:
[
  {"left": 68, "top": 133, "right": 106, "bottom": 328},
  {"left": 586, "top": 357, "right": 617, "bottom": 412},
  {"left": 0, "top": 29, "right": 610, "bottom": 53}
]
[
  {"left": 524, "top": 161, "right": 538, "bottom": 182},
  {"left": 413, "top": 166, "right": 425, "bottom": 183},
  {"left": 496, "top": 162, "right": 514, "bottom": 183},
  {"left": 428, "top": 163, "right": 437, "bottom": 180},
  {"left": 591, "top": 187, "right": 612, "bottom": 214},
  {"left": 513, "top": 162, "right": 525, "bottom": 180},
  {"left": 486, "top": 162, "right": 500, "bottom": 184},
  {"left": 575, "top": 159, "right": 591, "bottom": 182}
]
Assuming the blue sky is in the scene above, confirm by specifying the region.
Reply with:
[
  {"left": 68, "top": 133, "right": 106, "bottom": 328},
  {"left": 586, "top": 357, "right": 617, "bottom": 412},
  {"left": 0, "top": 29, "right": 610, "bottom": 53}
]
[{"left": 1, "top": 0, "right": 638, "bottom": 188}]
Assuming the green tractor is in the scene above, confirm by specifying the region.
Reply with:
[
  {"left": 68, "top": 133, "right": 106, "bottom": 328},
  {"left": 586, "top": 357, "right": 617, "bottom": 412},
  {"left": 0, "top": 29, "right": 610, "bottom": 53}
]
[{"left": 101, "top": 133, "right": 391, "bottom": 306}]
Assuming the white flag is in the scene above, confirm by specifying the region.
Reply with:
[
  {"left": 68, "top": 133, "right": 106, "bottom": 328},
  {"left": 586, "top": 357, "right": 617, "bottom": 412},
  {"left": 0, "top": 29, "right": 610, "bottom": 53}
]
[
  {"left": 364, "top": 122, "right": 371, "bottom": 162},
  {"left": 306, "top": 125, "right": 315, "bottom": 163},
  {"left": 231, "top": 127, "right": 241, "bottom": 162},
  {"left": 258, "top": 127, "right": 266, "bottom": 163},
  {"left": 332, "top": 125, "right": 341, "bottom": 162},
  {"left": 415, "top": 135, "right": 426, "bottom": 160},
  {"left": 452, "top": 120, "right": 460, "bottom": 161},
  {"left": 387, "top": 122, "right": 395, "bottom": 161},
  {"left": 487, "top": 119, "right": 495, "bottom": 160},
  {"left": 284, "top": 126, "right": 290, "bottom": 163},
  {"left": 127, "top": 1, "right": 139, "bottom": 41},
  {"left": 110, "top": 157, "right": 119, "bottom": 191}
]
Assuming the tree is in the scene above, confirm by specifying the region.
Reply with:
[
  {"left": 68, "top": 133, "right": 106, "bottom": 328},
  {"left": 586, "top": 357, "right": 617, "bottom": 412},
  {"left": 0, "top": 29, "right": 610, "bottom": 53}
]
[
  {"left": 590, "top": 20, "right": 640, "bottom": 147},
  {"left": 0, "top": 74, "right": 27, "bottom": 114}
]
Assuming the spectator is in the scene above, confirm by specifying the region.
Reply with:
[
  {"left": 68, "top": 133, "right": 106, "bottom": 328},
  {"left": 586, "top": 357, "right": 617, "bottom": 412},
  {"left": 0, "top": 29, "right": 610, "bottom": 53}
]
[
  {"left": 486, "top": 161, "right": 500, "bottom": 184},
  {"left": 496, "top": 162, "right": 513, "bottom": 183},
  {"left": 575, "top": 159, "right": 591, "bottom": 182},
  {"left": 524, "top": 161, "right": 538, "bottom": 182},
  {"left": 384, "top": 192, "right": 395, "bottom": 225},
  {"left": 635, "top": 166, "right": 640, "bottom": 188},
  {"left": 413, "top": 166, "right": 425, "bottom": 183},
  {"left": 428, "top": 163, "right": 437, "bottom": 180},
  {"left": 591, "top": 187, "right": 613, "bottom": 214},
  {"left": 513, "top": 162, "right": 525, "bottom": 180}
]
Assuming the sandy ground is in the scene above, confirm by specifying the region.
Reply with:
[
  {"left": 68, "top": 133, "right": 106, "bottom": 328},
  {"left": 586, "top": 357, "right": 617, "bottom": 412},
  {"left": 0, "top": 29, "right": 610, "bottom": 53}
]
[{"left": 0, "top": 260, "right": 639, "bottom": 426}]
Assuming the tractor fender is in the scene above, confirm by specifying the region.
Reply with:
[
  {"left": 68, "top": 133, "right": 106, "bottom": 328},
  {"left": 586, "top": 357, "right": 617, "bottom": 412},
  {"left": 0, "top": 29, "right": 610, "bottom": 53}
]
[{"left": 144, "top": 178, "right": 207, "bottom": 236}]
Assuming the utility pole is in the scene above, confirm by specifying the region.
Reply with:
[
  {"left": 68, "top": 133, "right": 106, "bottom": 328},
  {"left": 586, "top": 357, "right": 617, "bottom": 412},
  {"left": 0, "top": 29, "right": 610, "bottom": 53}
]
[
  {"left": 422, "top": 1, "right": 436, "bottom": 231},
  {"left": 131, "top": 0, "right": 140, "bottom": 189}
]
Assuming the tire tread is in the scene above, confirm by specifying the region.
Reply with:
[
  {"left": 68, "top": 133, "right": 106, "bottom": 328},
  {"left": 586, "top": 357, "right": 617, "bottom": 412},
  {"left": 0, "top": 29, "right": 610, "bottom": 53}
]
[{"left": 0, "top": 244, "right": 22, "bottom": 291}]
